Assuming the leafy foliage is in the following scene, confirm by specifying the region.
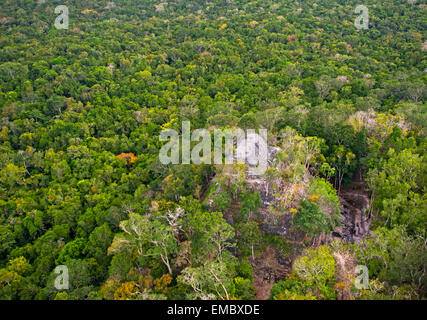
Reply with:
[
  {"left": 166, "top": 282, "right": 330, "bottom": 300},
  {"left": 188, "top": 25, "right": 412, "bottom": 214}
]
[{"left": 0, "top": 0, "right": 425, "bottom": 300}]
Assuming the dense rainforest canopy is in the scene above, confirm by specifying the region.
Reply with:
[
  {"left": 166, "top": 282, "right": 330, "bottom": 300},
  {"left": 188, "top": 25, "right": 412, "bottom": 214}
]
[{"left": 0, "top": 0, "right": 426, "bottom": 300}]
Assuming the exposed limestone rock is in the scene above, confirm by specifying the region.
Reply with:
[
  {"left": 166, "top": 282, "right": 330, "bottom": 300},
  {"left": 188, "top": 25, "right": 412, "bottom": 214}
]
[
  {"left": 252, "top": 247, "right": 290, "bottom": 300},
  {"left": 333, "top": 187, "right": 371, "bottom": 242},
  {"left": 209, "top": 138, "right": 371, "bottom": 245}
]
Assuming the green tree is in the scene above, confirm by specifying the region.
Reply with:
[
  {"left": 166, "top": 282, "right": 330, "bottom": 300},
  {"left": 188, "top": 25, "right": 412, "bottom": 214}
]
[
  {"left": 236, "top": 221, "right": 262, "bottom": 261},
  {"left": 293, "top": 246, "right": 336, "bottom": 299},
  {"left": 292, "top": 201, "right": 335, "bottom": 239}
]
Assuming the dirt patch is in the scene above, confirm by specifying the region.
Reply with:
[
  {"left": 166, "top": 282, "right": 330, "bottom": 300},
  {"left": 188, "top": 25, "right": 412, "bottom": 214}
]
[
  {"left": 331, "top": 169, "right": 371, "bottom": 243},
  {"left": 252, "top": 246, "right": 290, "bottom": 300}
]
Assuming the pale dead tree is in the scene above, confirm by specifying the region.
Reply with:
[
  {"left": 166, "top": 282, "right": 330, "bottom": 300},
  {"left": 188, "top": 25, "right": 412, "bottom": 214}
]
[
  {"left": 162, "top": 207, "right": 185, "bottom": 242},
  {"left": 331, "top": 245, "right": 357, "bottom": 300},
  {"left": 180, "top": 268, "right": 205, "bottom": 297},
  {"left": 264, "top": 167, "right": 281, "bottom": 196},
  {"left": 315, "top": 78, "right": 332, "bottom": 99},
  {"left": 122, "top": 204, "right": 135, "bottom": 215},
  {"left": 163, "top": 207, "right": 185, "bottom": 229},
  {"left": 297, "top": 136, "right": 322, "bottom": 170},
  {"left": 134, "top": 109, "right": 148, "bottom": 124},
  {"left": 108, "top": 213, "right": 177, "bottom": 275},
  {"left": 260, "top": 107, "right": 285, "bottom": 131},
  {"left": 174, "top": 240, "right": 192, "bottom": 268},
  {"left": 150, "top": 232, "right": 174, "bottom": 275},
  {"left": 211, "top": 225, "right": 234, "bottom": 263},
  {"left": 285, "top": 64, "right": 302, "bottom": 78},
  {"left": 17, "top": 150, "right": 31, "bottom": 176},
  {"left": 407, "top": 83, "right": 426, "bottom": 102},
  {"left": 104, "top": 2, "right": 116, "bottom": 9},
  {"left": 208, "top": 266, "right": 230, "bottom": 300},
  {"left": 179, "top": 266, "right": 217, "bottom": 300},
  {"left": 180, "top": 95, "right": 199, "bottom": 119},
  {"left": 278, "top": 127, "right": 299, "bottom": 168},
  {"left": 179, "top": 262, "right": 233, "bottom": 300}
]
